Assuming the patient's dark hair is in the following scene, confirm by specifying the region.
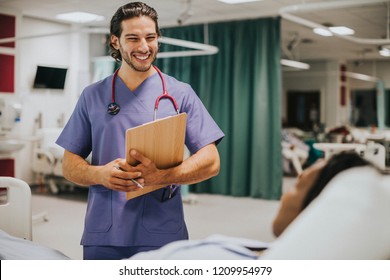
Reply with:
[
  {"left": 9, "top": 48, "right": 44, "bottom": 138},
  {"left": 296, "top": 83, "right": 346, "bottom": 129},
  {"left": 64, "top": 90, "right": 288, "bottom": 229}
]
[
  {"left": 302, "top": 151, "right": 371, "bottom": 210},
  {"left": 109, "top": 2, "right": 160, "bottom": 62}
]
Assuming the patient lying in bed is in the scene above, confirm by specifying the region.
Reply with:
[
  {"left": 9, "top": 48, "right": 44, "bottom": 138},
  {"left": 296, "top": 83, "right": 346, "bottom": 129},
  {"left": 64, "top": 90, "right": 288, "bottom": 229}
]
[
  {"left": 131, "top": 152, "right": 390, "bottom": 260},
  {"left": 263, "top": 153, "right": 390, "bottom": 260}
]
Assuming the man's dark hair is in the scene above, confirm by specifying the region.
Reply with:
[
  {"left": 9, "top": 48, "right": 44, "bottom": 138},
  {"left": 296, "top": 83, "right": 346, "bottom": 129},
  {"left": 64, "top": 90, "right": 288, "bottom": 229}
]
[
  {"left": 109, "top": 2, "right": 161, "bottom": 62},
  {"left": 302, "top": 151, "right": 371, "bottom": 209}
]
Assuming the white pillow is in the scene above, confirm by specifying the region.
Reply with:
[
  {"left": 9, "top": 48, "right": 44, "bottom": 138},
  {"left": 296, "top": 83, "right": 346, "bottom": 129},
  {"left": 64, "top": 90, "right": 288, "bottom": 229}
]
[{"left": 262, "top": 166, "right": 390, "bottom": 260}]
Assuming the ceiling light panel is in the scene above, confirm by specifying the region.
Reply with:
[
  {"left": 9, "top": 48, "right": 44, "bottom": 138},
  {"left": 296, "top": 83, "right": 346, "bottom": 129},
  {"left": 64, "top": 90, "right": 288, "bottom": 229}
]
[
  {"left": 56, "top": 12, "right": 105, "bottom": 23},
  {"left": 313, "top": 28, "right": 333, "bottom": 37},
  {"left": 218, "top": 0, "right": 262, "bottom": 4},
  {"left": 280, "top": 59, "right": 310, "bottom": 70},
  {"left": 379, "top": 48, "right": 390, "bottom": 57},
  {"left": 329, "top": 26, "right": 355, "bottom": 36}
]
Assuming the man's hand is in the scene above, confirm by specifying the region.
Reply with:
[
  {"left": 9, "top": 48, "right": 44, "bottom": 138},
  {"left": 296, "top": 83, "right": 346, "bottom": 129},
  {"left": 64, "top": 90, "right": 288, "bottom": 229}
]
[
  {"left": 127, "top": 149, "right": 163, "bottom": 187},
  {"left": 62, "top": 150, "right": 144, "bottom": 192},
  {"left": 106, "top": 158, "right": 145, "bottom": 192}
]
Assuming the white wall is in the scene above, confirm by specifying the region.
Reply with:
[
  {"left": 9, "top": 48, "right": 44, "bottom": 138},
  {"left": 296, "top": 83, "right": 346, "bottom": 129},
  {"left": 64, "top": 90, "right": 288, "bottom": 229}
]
[
  {"left": 282, "top": 60, "right": 390, "bottom": 129},
  {"left": 3, "top": 15, "right": 91, "bottom": 183},
  {"left": 348, "top": 61, "right": 390, "bottom": 89},
  {"left": 282, "top": 60, "right": 342, "bottom": 128}
]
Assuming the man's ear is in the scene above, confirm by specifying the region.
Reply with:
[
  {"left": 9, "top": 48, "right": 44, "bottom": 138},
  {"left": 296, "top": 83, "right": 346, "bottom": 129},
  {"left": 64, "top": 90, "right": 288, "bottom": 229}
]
[{"left": 111, "top": 35, "right": 119, "bottom": 49}]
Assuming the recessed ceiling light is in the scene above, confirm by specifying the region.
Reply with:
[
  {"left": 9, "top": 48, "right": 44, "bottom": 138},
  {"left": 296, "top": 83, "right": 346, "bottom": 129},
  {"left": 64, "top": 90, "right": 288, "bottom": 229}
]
[
  {"left": 345, "top": 72, "right": 378, "bottom": 82},
  {"left": 313, "top": 28, "right": 333, "bottom": 37},
  {"left": 280, "top": 59, "right": 310, "bottom": 70},
  {"left": 313, "top": 26, "right": 355, "bottom": 37},
  {"left": 379, "top": 47, "right": 390, "bottom": 57},
  {"left": 218, "top": 0, "right": 262, "bottom": 4},
  {"left": 56, "top": 12, "right": 105, "bottom": 23},
  {"left": 329, "top": 26, "right": 355, "bottom": 36}
]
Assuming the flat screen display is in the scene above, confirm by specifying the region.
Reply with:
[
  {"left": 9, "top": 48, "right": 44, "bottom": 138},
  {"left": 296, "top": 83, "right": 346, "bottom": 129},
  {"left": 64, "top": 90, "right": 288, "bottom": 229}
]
[{"left": 33, "top": 65, "right": 68, "bottom": 90}]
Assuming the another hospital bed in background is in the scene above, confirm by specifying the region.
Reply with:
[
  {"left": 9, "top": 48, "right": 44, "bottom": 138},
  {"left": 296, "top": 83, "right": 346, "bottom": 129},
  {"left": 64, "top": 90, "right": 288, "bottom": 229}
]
[
  {"left": 32, "top": 128, "right": 73, "bottom": 194},
  {"left": 314, "top": 141, "right": 386, "bottom": 171},
  {"left": 281, "top": 129, "right": 309, "bottom": 176}
]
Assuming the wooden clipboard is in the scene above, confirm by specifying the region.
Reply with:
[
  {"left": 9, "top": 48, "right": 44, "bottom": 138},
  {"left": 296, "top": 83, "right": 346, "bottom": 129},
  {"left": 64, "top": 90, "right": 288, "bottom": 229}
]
[{"left": 125, "top": 113, "right": 187, "bottom": 200}]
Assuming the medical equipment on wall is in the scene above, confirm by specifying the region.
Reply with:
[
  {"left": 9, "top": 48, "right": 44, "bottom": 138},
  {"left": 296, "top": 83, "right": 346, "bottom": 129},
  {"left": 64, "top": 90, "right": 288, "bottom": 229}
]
[
  {"left": 0, "top": 98, "right": 22, "bottom": 132},
  {"left": 107, "top": 65, "right": 180, "bottom": 119}
]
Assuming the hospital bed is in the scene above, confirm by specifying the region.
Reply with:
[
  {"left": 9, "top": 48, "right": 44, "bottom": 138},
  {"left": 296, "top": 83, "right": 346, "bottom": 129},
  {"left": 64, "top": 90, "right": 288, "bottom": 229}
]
[
  {"left": 281, "top": 128, "right": 309, "bottom": 176},
  {"left": 1, "top": 166, "right": 389, "bottom": 260},
  {"left": 0, "top": 177, "right": 32, "bottom": 241},
  {"left": 314, "top": 141, "right": 386, "bottom": 170},
  {"left": 0, "top": 176, "right": 48, "bottom": 244},
  {"left": 32, "top": 128, "right": 73, "bottom": 193},
  {"left": 0, "top": 230, "right": 70, "bottom": 260}
]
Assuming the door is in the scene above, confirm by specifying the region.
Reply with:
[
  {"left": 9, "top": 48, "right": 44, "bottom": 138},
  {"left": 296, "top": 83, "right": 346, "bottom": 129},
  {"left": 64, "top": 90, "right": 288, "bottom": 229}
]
[
  {"left": 287, "top": 91, "right": 320, "bottom": 131},
  {"left": 350, "top": 89, "right": 377, "bottom": 127}
]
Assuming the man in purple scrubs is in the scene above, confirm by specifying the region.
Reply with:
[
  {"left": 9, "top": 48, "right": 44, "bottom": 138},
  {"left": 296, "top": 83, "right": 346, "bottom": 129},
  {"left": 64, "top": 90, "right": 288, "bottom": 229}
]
[{"left": 56, "top": 2, "right": 224, "bottom": 260}]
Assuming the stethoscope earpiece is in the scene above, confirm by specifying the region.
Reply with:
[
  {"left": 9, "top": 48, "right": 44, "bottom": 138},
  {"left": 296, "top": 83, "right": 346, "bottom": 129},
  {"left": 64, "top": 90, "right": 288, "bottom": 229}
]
[{"left": 107, "top": 102, "right": 120, "bottom": 115}]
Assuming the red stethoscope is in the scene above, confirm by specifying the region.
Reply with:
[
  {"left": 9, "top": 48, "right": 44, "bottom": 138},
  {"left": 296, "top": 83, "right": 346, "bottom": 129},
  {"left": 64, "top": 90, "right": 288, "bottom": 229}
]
[{"left": 107, "top": 65, "right": 180, "bottom": 119}]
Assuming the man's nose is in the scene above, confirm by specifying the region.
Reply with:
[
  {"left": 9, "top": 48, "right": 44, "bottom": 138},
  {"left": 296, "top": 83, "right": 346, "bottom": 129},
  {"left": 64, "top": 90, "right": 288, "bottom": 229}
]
[{"left": 137, "top": 38, "right": 149, "bottom": 52}]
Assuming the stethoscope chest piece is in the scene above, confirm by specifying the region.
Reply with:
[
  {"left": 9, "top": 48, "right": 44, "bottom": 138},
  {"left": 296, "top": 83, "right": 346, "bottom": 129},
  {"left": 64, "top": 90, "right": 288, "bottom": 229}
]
[{"left": 107, "top": 102, "right": 120, "bottom": 115}]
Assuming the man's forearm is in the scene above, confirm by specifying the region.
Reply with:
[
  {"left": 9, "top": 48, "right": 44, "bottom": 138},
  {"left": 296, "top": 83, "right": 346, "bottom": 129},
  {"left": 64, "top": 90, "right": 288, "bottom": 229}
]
[
  {"left": 160, "top": 143, "right": 220, "bottom": 186},
  {"left": 62, "top": 150, "right": 100, "bottom": 187}
]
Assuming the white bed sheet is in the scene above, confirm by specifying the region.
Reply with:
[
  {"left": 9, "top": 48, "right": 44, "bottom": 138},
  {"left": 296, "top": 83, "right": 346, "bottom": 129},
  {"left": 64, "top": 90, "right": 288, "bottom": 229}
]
[{"left": 0, "top": 230, "right": 70, "bottom": 260}]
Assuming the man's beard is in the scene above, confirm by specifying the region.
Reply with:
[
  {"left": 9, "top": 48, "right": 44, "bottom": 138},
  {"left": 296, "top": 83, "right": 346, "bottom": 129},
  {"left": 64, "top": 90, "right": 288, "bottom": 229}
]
[{"left": 121, "top": 48, "right": 157, "bottom": 72}]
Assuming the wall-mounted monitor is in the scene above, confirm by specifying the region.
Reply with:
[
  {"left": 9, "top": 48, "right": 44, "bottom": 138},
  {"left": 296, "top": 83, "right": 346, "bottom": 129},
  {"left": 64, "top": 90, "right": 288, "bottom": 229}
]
[{"left": 33, "top": 65, "right": 68, "bottom": 90}]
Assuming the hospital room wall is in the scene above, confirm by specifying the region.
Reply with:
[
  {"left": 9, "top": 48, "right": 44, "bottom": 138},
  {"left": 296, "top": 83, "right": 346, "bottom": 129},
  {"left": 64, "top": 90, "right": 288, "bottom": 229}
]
[
  {"left": 282, "top": 60, "right": 390, "bottom": 129},
  {"left": 282, "top": 61, "right": 342, "bottom": 128},
  {"left": 5, "top": 14, "right": 90, "bottom": 183},
  {"left": 347, "top": 61, "right": 390, "bottom": 89}
]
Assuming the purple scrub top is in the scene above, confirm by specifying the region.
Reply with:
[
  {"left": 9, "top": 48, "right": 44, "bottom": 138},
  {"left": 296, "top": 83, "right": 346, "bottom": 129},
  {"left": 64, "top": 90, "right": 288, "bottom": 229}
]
[{"left": 56, "top": 70, "right": 224, "bottom": 247}]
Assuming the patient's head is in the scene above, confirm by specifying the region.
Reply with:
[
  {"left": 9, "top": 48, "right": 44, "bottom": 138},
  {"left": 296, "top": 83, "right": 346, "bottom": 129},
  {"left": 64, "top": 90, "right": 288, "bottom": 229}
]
[{"left": 273, "top": 151, "right": 370, "bottom": 237}]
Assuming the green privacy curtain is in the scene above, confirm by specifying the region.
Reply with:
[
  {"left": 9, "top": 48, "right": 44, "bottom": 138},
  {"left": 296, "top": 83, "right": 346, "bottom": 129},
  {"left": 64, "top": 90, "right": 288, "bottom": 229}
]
[{"left": 156, "top": 18, "right": 282, "bottom": 200}]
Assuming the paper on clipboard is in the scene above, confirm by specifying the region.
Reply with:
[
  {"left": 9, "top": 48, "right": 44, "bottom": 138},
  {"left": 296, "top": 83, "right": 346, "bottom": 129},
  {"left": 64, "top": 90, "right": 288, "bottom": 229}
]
[{"left": 125, "top": 113, "right": 187, "bottom": 200}]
